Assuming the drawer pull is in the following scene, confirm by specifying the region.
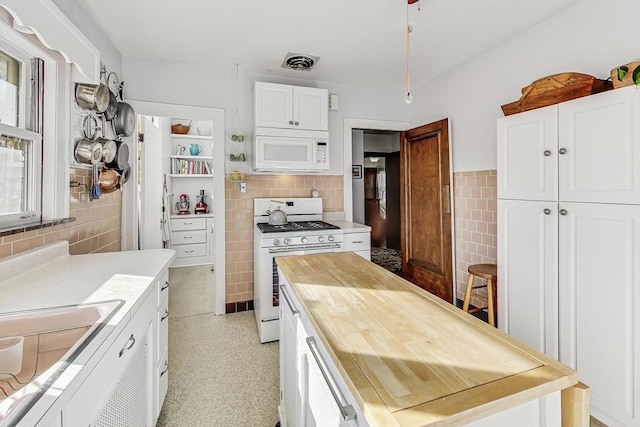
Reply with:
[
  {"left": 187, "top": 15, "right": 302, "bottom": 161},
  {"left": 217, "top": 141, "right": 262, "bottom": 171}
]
[
  {"left": 161, "top": 281, "right": 170, "bottom": 291},
  {"left": 118, "top": 334, "right": 136, "bottom": 358},
  {"left": 183, "top": 222, "right": 193, "bottom": 225},
  {"left": 161, "top": 309, "right": 169, "bottom": 321},
  {"left": 280, "top": 285, "right": 300, "bottom": 316},
  {"left": 352, "top": 240, "right": 364, "bottom": 244},
  {"left": 183, "top": 236, "right": 193, "bottom": 240},
  {"left": 160, "top": 360, "right": 169, "bottom": 376},
  {"left": 185, "top": 250, "right": 194, "bottom": 254},
  {"left": 306, "top": 337, "right": 357, "bottom": 421}
]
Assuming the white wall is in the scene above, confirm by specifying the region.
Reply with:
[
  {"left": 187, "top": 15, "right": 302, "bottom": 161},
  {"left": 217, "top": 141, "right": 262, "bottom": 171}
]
[
  {"left": 411, "top": 0, "right": 640, "bottom": 172},
  {"left": 123, "top": 58, "right": 411, "bottom": 176}
]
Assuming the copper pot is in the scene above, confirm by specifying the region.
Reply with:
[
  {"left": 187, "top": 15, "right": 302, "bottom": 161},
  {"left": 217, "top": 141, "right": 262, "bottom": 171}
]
[{"left": 99, "top": 169, "right": 121, "bottom": 194}]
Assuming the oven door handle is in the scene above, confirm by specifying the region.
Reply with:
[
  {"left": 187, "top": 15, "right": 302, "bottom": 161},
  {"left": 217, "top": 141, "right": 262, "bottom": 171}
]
[{"left": 268, "top": 243, "right": 341, "bottom": 253}]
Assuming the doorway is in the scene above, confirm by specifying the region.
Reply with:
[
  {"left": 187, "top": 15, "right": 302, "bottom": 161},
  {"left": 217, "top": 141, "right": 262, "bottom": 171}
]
[{"left": 125, "top": 100, "right": 227, "bottom": 316}]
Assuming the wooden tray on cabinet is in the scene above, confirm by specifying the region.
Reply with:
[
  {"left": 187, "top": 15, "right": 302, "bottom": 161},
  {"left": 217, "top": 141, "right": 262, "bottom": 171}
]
[{"left": 501, "top": 72, "right": 613, "bottom": 116}]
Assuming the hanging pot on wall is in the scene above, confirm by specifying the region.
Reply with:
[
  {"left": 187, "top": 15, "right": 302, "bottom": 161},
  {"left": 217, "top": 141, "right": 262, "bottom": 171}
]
[
  {"left": 99, "top": 168, "right": 121, "bottom": 194},
  {"left": 74, "top": 138, "right": 103, "bottom": 165},
  {"left": 103, "top": 90, "right": 118, "bottom": 121},
  {"left": 75, "top": 83, "right": 110, "bottom": 113},
  {"left": 113, "top": 102, "right": 135, "bottom": 137},
  {"left": 96, "top": 137, "right": 117, "bottom": 164},
  {"left": 119, "top": 164, "right": 131, "bottom": 184},
  {"left": 106, "top": 141, "right": 129, "bottom": 170}
]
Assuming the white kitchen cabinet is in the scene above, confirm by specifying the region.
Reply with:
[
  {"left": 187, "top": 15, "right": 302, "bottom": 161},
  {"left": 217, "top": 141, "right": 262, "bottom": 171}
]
[
  {"left": 342, "top": 230, "right": 371, "bottom": 260},
  {"left": 255, "top": 82, "right": 328, "bottom": 131},
  {"left": 170, "top": 216, "right": 214, "bottom": 266},
  {"left": 155, "top": 269, "right": 170, "bottom": 422},
  {"left": 558, "top": 202, "right": 640, "bottom": 426},
  {"left": 558, "top": 88, "right": 640, "bottom": 204},
  {"left": 497, "top": 85, "right": 640, "bottom": 427},
  {"left": 497, "top": 199, "right": 558, "bottom": 359},
  {"left": 279, "top": 284, "right": 301, "bottom": 427},
  {"left": 497, "top": 104, "right": 558, "bottom": 201},
  {"left": 63, "top": 288, "right": 156, "bottom": 427}
]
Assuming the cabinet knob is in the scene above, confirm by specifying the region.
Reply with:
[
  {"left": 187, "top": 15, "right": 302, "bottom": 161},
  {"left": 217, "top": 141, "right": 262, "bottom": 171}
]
[
  {"left": 543, "top": 208, "right": 552, "bottom": 215},
  {"left": 288, "top": 120, "right": 294, "bottom": 125},
  {"left": 543, "top": 150, "right": 552, "bottom": 157},
  {"left": 559, "top": 209, "right": 568, "bottom": 216},
  {"left": 559, "top": 148, "right": 568, "bottom": 155},
  {"left": 294, "top": 121, "right": 299, "bottom": 126}
]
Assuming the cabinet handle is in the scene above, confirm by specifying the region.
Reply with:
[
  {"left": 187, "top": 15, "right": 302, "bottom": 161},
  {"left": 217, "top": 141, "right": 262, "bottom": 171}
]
[
  {"left": 288, "top": 120, "right": 294, "bottom": 125},
  {"left": 183, "top": 222, "right": 192, "bottom": 225},
  {"left": 352, "top": 241, "right": 364, "bottom": 244},
  {"left": 185, "top": 250, "right": 194, "bottom": 253},
  {"left": 306, "top": 337, "right": 357, "bottom": 421},
  {"left": 161, "top": 309, "right": 169, "bottom": 321},
  {"left": 559, "top": 148, "right": 568, "bottom": 155},
  {"left": 543, "top": 208, "right": 552, "bottom": 215},
  {"left": 183, "top": 236, "right": 193, "bottom": 239},
  {"left": 559, "top": 209, "right": 568, "bottom": 216},
  {"left": 280, "top": 285, "right": 300, "bottom": 316},
  {"left": 118, "top": 334, "right": 136, "bottom": 358},
  {"left": 543, "top": 150, "right": 552, "bottom": 157},
  {"left": 161, "top": 281, "right": 170, "bottom": 291},
  {"left": 160, "top": 360, "right": 169, "bottom": 376}
]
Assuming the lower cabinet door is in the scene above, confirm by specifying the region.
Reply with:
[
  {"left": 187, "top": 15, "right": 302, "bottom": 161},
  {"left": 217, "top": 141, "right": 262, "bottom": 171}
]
[
  {"left": 304, "top": 336, "right": 359, "bottom": 427},
  {"left": 156, "top": 347, "right": 169, "bottom": 420}
]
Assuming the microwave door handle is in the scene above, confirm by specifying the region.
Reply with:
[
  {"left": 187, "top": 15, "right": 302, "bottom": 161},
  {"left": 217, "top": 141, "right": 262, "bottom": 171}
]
[{"left": 311, "top": 142, "right": 317, "bottom": 165}]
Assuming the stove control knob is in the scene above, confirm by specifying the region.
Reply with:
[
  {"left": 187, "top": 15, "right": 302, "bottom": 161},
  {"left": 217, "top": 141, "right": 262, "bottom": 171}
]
[
  {"left": 283, "top": 238, "right": 291, "bottom": 245},
  {"left": 328, "top": 235, "right": 335, "bottom": 242},
  {"left": 273, "top": 239, "right": 280, "bottom": 246},
  {"left": 301, "top": 236, "right": 308, "bottom": 244},
  {"left": 318, "top": 235, "right": 325, "bottom": 242}
]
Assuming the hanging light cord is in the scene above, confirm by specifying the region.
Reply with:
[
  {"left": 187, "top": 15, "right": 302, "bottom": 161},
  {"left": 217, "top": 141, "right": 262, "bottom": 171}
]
[{"left": 405, "top": 4, "right": 413, "bottom": 104}]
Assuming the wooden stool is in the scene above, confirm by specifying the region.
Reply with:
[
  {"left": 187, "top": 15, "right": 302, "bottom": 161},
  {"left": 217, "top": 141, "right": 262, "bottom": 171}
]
[{"left": 462, "top": 264, "right": 498, "bottom": 327}]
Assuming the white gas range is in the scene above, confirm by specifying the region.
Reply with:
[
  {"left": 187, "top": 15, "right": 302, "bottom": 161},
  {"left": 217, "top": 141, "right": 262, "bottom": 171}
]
[{"left": 253, "top": 198, "right": 343, "bottom": 343}]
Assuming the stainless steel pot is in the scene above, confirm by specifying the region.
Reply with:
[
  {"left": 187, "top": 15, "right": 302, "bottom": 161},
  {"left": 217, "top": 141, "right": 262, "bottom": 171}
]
[
  {"left": 119, "top": 165, "right": 131, "bottom": 184},
  {"left": 75, "top": 83, "right": 110, "bottom": 113},
  {"left": 96, "top": 137, "right": 117, "bottom": 164},
  {"left": 113, "top": 102, "right": 135, "bottom": 137},
  {"left": 106, "top": 141, "right": 129, "bottom": 170},
  {"left": 103, "top": 90, "right": 118, "bottom": 121},
  {"left": 268, "top": 207, "right": 287, "bottom": 225},
  {"left": 74, "top": 139, "right": 103, "bottom": 165}
]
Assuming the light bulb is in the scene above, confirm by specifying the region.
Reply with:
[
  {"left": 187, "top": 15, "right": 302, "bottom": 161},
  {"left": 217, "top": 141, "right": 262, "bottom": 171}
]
[{"left": 404, "top": 92, "right": 413, "bottom": 104}]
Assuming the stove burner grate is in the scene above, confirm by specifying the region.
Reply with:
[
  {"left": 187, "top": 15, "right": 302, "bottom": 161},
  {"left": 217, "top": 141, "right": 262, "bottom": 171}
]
[{"left": 257, "top": 220, "right": 340, "bottom": 233}]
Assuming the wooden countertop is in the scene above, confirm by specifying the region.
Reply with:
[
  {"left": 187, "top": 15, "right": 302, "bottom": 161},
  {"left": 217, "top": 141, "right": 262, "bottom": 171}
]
[{"left": 277, "top": 252, "right": 579, "bottom": 426}]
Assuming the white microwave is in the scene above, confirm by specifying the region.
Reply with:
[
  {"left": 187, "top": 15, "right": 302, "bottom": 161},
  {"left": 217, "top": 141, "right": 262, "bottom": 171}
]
[{"left": 254, "top": 127, "right": 329, "bottom": 172}]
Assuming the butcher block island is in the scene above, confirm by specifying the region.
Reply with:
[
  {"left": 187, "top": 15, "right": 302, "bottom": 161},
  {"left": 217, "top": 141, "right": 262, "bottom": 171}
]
[{"left": 276, "top": 252, "right": 588, "bottom": 427}]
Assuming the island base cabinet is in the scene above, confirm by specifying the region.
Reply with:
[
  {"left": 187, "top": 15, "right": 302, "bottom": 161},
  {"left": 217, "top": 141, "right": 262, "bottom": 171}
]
[{"left": 63, "top": 291, "right": 156, "bottom": 427}]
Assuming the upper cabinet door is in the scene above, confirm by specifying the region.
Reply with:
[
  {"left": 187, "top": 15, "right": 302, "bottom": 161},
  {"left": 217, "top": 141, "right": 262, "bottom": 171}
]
[
  {"left": 255, "top": 82, "right": 328, "bottom": 131},
  {"left": 497, "top": 104, "right": 558, "bottom": 201},
  {"left": 255, "top": 82, "right": 294, "bottom": 129},
  {"left": 293, "top": 86, "right": 328, "bottom": 131},
  {"left": 559, "top": 86, "right": 640, "bottom": 204}
]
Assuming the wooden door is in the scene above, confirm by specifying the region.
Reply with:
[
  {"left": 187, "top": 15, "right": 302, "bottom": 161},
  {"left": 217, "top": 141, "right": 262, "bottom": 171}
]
[{"left": 400, "top": 119, "right": 453, "bottom": 302}]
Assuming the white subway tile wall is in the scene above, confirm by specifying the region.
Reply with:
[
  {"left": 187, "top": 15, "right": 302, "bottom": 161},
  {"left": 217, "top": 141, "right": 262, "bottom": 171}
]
[{"left": 453, "top": 170, "right": 497, "bottom": 307}]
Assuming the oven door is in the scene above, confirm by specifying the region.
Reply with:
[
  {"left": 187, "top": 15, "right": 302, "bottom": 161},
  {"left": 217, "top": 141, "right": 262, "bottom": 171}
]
[{"left": 256, "top": 243, "right": 341, "bottom": 323}]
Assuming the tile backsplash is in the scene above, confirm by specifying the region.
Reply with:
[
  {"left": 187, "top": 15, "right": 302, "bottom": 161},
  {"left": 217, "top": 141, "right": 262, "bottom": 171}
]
[
  {"left": 453, "top": 170, "right": 497, "bottom": 307},
  {"left": 0, "top": 169, "right": 122, "bottom": 259},
  {"left": 225, "top": 175, "right": 343, "bottom": 304}
]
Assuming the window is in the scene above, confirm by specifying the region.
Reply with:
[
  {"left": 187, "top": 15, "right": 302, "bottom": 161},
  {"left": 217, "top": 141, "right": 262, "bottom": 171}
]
[{"left": 0, "top": 43, "right": 43, "bottom": 229}]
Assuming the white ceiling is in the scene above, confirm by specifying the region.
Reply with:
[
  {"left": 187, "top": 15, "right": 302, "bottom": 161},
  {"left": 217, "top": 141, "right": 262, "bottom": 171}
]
[{"left": 79, "top": 0, "right": 584, "bottom": 90}]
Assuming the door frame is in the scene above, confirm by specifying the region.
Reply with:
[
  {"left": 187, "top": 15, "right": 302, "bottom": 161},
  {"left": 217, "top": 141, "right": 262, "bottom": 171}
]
[
  {"left": 124, "top": 100, "right": 226, "bottom": 316},
  {"left": 343, "top": 118, "right": 410, "bottom": 221}
]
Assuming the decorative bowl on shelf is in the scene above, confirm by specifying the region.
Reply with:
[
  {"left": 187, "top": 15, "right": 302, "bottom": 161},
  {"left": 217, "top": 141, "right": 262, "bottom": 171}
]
[{"left": 171, "top": 124, "right": 191, "bottom": 134}]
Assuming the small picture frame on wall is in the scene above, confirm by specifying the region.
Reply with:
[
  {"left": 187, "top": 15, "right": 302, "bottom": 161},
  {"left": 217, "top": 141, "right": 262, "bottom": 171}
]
[{"left": 352, "top": 165, "right": 362, "bottom": 179}]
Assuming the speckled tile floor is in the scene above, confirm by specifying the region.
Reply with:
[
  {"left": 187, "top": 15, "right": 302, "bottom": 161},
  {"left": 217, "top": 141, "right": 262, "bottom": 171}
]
[{"left": 157, "top": 267, "right": 279, "bottom": 427}]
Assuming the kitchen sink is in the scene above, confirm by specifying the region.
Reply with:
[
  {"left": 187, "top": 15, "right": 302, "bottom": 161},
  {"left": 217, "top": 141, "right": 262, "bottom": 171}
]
[{"left": 0, "top": 299, "right": 124, "bottom": 424}]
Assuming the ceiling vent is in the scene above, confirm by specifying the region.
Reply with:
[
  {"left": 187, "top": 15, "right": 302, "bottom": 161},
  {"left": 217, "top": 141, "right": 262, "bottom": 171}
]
[{"left": 281, "top": 52, "right": 319, "bottom": 71}]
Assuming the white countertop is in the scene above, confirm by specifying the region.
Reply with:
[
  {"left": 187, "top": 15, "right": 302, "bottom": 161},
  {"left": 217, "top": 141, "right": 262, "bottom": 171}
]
[
  {"left": 326, "top": 220, "right": 371, "bottom": 233},
  {"left": 0, "top": 241, "right": 176, "bottom": 426}
]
